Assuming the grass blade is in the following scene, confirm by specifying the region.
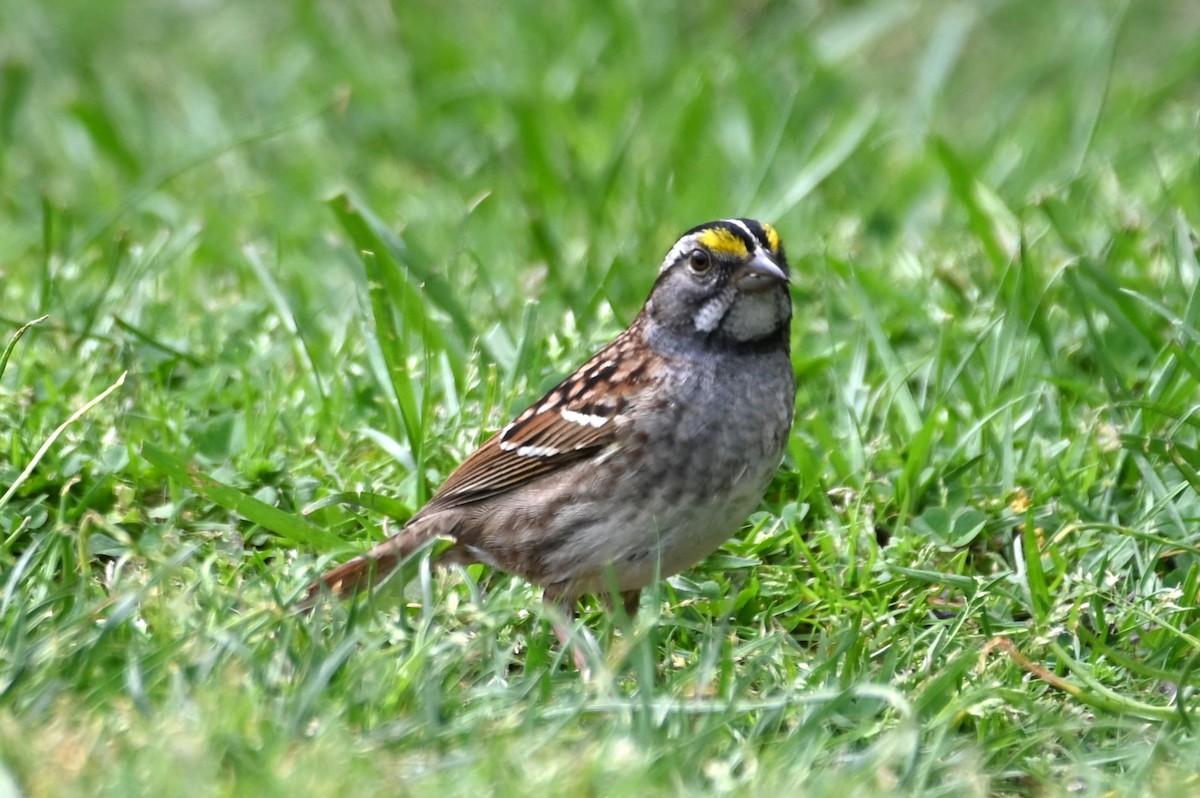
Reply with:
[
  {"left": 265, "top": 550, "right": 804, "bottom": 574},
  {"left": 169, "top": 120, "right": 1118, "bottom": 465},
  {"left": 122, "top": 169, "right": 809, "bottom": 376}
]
[
  {"left": 327, "top": 192, "right": 484, "bottom": 364},
  {"left": 139, "top": 442, "right": 347, "bottom": 552},
  {"left": 0, "top": 370, "right": 125, "bottom": 512},
  {"left": 0, "top": 315, "right": 47, "bottom": 383}
]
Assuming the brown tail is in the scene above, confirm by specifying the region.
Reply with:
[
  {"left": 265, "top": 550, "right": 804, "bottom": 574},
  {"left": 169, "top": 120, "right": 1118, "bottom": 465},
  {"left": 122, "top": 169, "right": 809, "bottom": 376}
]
[
  {"left": 299, "top": 518, "right": 460, "bottom": 610},
  {"left": 310, "top": 542, "right": 406, "bottom": 599}
]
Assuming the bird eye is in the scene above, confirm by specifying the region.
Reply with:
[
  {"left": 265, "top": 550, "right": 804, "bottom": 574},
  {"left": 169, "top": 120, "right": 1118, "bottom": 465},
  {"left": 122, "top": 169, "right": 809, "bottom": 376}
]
[{"left": 687, "top": 248, "right": 712, "bottom": 273}]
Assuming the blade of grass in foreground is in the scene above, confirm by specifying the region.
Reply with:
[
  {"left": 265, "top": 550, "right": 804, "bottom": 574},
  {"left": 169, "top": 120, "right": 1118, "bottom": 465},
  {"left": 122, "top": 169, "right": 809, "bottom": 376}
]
[
  {"left": 243, "top": 244, "right": 329, "bottom": 410},
  {"left": 140, "top": 442, "right": 347, "bottom": 552},
  {"left": 0, "top": 314, "right": 47, "bottom": 382},
  {"left": 0, "top": 369, "right": 125, "bottom": 513},
  {"left": 327, "top": 191, "right": 483, "bottom": 362},
  {"left": 328, "top": 193, "right": 442, "bottom": 499},
  {"left": 348, "top": 245, "right": 428, "bottom": 498},
  {"left": 302, "top": 490, "right": 412, "bottom": 519}
]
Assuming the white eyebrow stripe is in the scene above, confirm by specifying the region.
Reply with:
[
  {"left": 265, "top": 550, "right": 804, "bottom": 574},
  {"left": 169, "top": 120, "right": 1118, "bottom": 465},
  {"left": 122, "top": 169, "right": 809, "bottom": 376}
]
[
  {"left": 561, "top": 407, "right": 609, "bottom": 428},
  {"left": 660, "top": 233, "right": 702, "bottom": 274}
]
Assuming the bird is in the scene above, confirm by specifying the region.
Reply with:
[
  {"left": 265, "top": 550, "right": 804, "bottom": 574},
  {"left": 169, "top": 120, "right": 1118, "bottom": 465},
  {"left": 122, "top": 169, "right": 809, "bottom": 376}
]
[{"left": 305, "top": 218, "right": 794, "bottom": 656}]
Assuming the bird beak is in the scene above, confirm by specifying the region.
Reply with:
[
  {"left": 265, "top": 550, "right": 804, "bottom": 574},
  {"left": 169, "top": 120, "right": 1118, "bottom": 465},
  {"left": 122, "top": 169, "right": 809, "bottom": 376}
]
[{"left": 735, "top": 252, "right": 788, "bottom": 292}]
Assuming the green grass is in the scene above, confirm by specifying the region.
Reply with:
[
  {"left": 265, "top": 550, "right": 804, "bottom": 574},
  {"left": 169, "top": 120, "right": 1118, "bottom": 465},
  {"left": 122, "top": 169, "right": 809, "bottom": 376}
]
[{"left": 3, "top": 0, "right": 1200, "bottom": 794}]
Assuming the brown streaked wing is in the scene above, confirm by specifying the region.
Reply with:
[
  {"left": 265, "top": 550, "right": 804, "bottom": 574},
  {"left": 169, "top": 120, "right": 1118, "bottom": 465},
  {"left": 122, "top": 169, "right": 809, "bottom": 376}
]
[
  {"left": 413, "top": 326, "right": 656, "bottom": 516},
  {"left": 413, "top": 416, "right": 613, "bottom": 515}
]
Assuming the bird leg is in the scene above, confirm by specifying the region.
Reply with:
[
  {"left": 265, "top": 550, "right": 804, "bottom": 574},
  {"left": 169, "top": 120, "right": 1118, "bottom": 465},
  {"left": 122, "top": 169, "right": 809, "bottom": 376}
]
[
  {"left": 619, "top": 589, "right": 642, "bottom": 619},
  {"left": 541, "top": 590, "right": 601, "bottom": 673}
]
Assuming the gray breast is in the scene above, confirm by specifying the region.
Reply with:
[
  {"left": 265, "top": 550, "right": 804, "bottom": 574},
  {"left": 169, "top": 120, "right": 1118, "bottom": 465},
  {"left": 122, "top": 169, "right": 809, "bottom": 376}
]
[{"left": 523, "top": 345, "right": 794, "bottom": 595}]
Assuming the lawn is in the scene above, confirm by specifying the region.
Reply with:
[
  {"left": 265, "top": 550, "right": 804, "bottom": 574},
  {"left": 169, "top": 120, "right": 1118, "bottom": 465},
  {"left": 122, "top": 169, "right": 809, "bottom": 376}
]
[{"left": 2, "top": 1, "right": 1200, "bottom": 795}]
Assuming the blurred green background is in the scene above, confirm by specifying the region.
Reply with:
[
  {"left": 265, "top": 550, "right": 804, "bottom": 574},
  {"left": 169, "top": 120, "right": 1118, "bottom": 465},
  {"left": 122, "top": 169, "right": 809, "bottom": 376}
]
[{"left": 2, "top": 1, "right": 1200, "bottom": 796}]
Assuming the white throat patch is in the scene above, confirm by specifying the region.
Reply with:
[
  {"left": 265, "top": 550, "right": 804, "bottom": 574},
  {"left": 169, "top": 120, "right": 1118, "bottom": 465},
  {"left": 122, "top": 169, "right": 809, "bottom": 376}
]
[{"left": 721, "top": 291, "right": 782, "bottom": 341}]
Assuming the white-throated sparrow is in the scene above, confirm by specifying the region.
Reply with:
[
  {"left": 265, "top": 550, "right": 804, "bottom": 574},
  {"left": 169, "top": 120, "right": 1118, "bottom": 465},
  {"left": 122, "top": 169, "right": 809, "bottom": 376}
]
[{"left": 307, "top": 218, "right": 794, "bottom": 632}]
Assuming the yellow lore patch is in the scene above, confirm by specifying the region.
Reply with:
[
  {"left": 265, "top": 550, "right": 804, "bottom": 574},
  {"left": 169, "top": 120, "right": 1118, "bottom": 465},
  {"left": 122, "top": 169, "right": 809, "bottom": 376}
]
[
  {"left": 697, "top": 227, "right": 750, "bottom": 258},
  {"left": 762, "top": 222, "right": 782, "bottom": 254}
]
